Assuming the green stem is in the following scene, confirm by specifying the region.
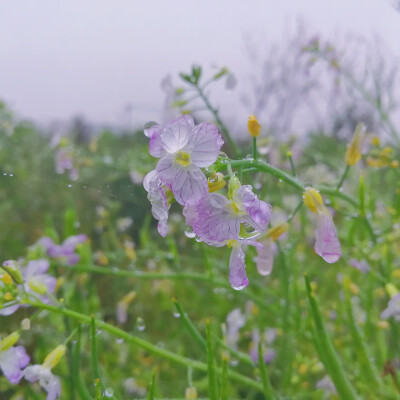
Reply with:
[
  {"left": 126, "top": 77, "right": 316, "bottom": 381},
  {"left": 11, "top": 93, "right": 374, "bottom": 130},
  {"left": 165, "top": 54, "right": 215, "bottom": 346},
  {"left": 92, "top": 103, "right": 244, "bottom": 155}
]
[
  {"left": 173, "top": 298, "right": 206, "bottom": 351},
  {"left": 253, "top": 137, "right": 257, "bottom": 161},
  {"left": 195, "top": 85, "right": 241, "bottom": 157},
  {"left": 24, "top": 300, "right": 264, "bottom": 392},
  {"left": 337, "top": 165, "right": 350, "bottom": 191}
]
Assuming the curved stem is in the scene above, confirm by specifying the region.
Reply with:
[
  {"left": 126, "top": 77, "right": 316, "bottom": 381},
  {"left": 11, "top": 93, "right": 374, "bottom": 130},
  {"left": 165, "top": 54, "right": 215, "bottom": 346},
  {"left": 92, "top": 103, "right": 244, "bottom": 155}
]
[
  {"left": 195, "top": 85, "right": 241, "bottom": 157},
  {"left": 24, "top": 300, "right": 264, "bottom": 392}
]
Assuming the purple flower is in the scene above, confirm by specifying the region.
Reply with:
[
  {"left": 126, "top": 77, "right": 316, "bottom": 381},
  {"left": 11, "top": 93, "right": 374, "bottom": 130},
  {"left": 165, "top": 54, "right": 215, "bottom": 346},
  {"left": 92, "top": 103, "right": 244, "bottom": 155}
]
[
  {"left": 191, "top": 185, "right": 271, "bottom": 245},
  {"left": 143, "top": 170, "right": 170, "bottom": 237},
  {"left": 144, "top": 115, "right": 224, "bottom": 206},
  {"left": 314, "top": 212, "right": 341, "bottom": 263},
  {"left": 0, "top": 345, "right": 30, "bottom": 384},
  {"left": 381, "top": 293, "right": 400, "bottom": 320},
  {"left": 24, "top": 365, "right": 61, "bottom": 400},
  {"left": 316, "top": 375, "right": 337, "bottom": 394},
  {"left": 0, "top": 259, "right": 56, "bottom": 316},
  {"left": 249, "top": 328, "right": 276, "bottom": 364},
  {"left": 185, "top": 183, "right": 271, "bottom": 290},
  {"left": 55, "top": 148, "right": 78, "bottom": 181},
  {"left": 349, "top": 259, "right": 370, "bottom": 273},
  {"left": 38, "top": 234, "right": 87, "bottom": 266}
]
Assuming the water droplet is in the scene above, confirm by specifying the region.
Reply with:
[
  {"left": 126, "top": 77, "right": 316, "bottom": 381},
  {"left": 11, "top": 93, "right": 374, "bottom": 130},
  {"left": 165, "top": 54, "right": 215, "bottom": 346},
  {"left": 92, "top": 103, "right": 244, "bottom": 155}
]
[
  {"left": 230, "top": 359, "right": 239, "bottom": 367},
  {"left": 3, "top": 173, "right": 7, "bottom": 176},
  {"left": 83, "top": 185, "right": 87, "bottom": 189},
  {"left": 136, "top": 317, "right": 145, "bottom": 332},
  {"left": 208, "top": 176, "right": 218, "bottom": 183},
  {"left": 9, "top": 173, "right": 13, "bottom": 177},
  {"left": 184, "top": 230, "right": 196, "bottom": 239},
  {"left": 195, "top": 237, "right": 202, "bottom": 243},
  {"left": 104, "top": 387, "right": 114, "bottom": 397},
  {"left": 116, "top": 338, "right": 124, "bottom": 344},
  {"left": 96, "top": 329, "right": 102, "bottom": 336},
  {"left": 173, "top": 312, "right": 181, "bottom": 318},
  {"left": 67, "top": 184, "right": 72, "bottom": 188}
]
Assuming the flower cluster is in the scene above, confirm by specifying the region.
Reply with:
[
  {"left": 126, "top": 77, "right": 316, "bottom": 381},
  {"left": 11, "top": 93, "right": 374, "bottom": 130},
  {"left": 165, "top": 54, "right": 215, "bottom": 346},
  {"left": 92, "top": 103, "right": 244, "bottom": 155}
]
[
  {"left": 143, "top": 115, "right": 272, "bottom": 290},
  {"left": 0, "top": 331, "right": 65, "bottom": 400}
]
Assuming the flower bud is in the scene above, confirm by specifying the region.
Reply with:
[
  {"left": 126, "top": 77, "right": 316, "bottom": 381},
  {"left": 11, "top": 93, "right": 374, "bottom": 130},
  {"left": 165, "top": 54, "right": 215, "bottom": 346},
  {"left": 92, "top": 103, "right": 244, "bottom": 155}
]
[
  {"left": 43, "top": 344, "right": 67, "bottom": 369},
  {"left": 248, "top": 114, "right": 261, "bottom": 137},
  {"left": 0, "top": 332, "right": 20, "bottom": 352},
  {"left": 228, "top": 176, "right": 241, "bottom": 199},
  {"left": 208, "top": 172, "right": 226, "bottom": 193},
  {"left": 1, "top": 273, "right": 13, "bottom": 285},
  {"left": 345, "top": 123, "right": 365, "bottom": 166},
  {"left": 303, "top": 188, "right": 323, "bottom": 213},
  {"left": 28, "top": 278, "right": 48, "bottom": 295},
  {"left": 268, "top": 222, "right": 289, "bottom": 241},
  {"left": 1, "top": 261, "right": 23, "bottom": 284}
]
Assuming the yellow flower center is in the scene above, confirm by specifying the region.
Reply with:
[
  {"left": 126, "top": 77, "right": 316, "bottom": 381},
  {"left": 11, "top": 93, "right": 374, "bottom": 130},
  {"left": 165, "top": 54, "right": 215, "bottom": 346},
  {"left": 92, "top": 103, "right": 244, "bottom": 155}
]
[{"left": 175, "top": 151, "right": 191, "bottom": 166}]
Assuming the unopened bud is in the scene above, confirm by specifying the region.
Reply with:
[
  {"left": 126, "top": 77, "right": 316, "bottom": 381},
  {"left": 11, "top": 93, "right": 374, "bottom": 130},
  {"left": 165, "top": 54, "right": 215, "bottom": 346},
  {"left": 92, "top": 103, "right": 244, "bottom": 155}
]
[
  {"left": 28, "top": 278, "right": 48, "bottom": 295},
  {"left": 1, "top": 261, "right": 23, "bottom": 284},
  {"left": 43, "top": 344, "right": 67, "bottom": 369},
  {"left": 303, "top": 188, "right": 323, "bottom": 213},
  {"left": 0, "top": 332, "right": 20, "bottom": 352},
  {"left": 208, "top": 173, "right": 226, "bottom": 193},
  {"left": 248, "top": 114, "right": 261, "bottom": 137},
  {"left": 345, "top": 123, "right": 365, "bottom": 166},
  {"left": 185, "top": 387, "right": 198, "bottom": 399},
  {"left": 268, "top": 222, "right": 289, "bottom": 241}
]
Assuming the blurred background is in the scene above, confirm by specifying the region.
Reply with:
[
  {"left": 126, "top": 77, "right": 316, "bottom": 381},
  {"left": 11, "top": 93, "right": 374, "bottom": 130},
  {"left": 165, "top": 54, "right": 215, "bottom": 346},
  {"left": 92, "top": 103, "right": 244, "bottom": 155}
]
[{"left": 1, "top": 0, "right": 400, "bottom": 138}]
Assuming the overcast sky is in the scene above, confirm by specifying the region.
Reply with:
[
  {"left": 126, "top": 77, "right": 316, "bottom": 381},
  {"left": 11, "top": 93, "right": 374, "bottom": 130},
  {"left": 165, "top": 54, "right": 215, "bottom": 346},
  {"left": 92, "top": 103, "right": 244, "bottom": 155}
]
[{"left": 0, "top": 0, "right": 399, "bottom": 128}]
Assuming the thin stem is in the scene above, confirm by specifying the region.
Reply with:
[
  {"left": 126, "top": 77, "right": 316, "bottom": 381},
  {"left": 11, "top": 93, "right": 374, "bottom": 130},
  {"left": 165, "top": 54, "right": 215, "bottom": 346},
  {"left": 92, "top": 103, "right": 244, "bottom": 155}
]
[
  {"left": 287, "top": 152, "right": 297, "bottom": 177},
  {"left": 336, "top": 165, "right": 350, "bottom": 191},
  {"left": 195, "top": 84, "right": 241, "bottom": 157},
  {"left": 252, "top": 137, "right": 257, "bottom": 161},
  {"left": 24, "top": 300, "right": 264, "bottom": 392},
  {"left": 287, "top": 199, "right": 303, "bottom": 222}
]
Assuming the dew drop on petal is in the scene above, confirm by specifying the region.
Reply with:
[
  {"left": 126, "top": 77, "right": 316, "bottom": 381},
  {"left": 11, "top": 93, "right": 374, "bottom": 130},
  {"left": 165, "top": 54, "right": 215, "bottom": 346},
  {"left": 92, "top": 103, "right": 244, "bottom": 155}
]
[
  {"left": 321, "top": 253, "right": 341, "bottom": 263},
  {"left": 184, "top": 230, "right": 196, "bottom": 239},
  {"left": 104, "top": 387, "right": 114, "bottom": 397}
]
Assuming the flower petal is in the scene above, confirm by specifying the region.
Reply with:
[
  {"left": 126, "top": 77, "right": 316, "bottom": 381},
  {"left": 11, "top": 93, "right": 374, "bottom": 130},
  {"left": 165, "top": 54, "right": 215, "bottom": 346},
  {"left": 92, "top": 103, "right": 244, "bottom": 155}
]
[
  {"left": 314, "top": 212, "right": 341, "bottom": 263},
  {"left": 235, "top": 185, "right": 271, "bottom": 232},
  {"left": 229, "top": 245, "right": 249, "bottom": 291},
  {"left": 194, "top": 193, "right": 240, "bottom": 243},
  {"left": 160, "top": 115, "right": 194, "bottom": 154},
  {"left": 0, "top": 346, "right": 30, "bottom": 384},
  {"left": 255, "top": 239, "right": 276, "bottom": 276},
  {"left": 157, "top": 158, "right": 207, "bottom": 206},
  {"left": 186, "top": 122, "right": 223, "bottom": 167}
]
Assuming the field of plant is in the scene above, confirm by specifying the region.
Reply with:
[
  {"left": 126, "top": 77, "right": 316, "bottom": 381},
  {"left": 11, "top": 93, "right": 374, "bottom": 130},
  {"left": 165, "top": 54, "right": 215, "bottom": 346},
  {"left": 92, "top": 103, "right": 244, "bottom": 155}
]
[{"left": 1, "top": 39, "right": 400, "bottom": 400}]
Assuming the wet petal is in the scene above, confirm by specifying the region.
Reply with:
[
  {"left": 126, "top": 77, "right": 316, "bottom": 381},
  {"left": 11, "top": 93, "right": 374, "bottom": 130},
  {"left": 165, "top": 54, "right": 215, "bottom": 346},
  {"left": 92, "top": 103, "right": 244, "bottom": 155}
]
[
  {"left": 194, "top": 193, "right": 240, "bottom": 243},
  {"left": 229, "top": 245, "right": 249, "bottom": 291},
  {"left": 236, "top": 185, "right": 271, "bottom": 232},
  {"left": 314, "top": 212, "right": 341, "bottom": 263},
  {"left": 157, "top": 158, "right": 207, "bottom": 206},
  {"left": 157, "top": 219, "right": 168, "bottom": 238},
  {"left": 160, "top": 115, "right": 194, "bottom": 154},
  {"left": 186, "top": 122, "right": 223, "bottom": 167}
]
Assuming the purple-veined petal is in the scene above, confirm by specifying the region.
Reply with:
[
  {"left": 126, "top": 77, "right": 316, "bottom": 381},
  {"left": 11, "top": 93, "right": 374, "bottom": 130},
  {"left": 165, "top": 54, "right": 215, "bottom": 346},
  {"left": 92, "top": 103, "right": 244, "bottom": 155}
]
[
  {"left": 314, "top": 212, "right": 341, "bottom": 263},
  {"left": 160, "top": 115, "right": 194, "bottom": 154},
  {"left": 0, "top": 346, "right": 30, "bottom": 384},
  {"left": 157, "top": 158, "right": 207, "bottom": 206},
  {"left": 157, "top": 219, "right": 168, "bottom": 238},
  {"left": 194, "top": 193, "right": 240, "bottom": 243},
  {"left": 186, "top": 122, "right": 223, "bottom": 167},
  {"left": 229, "top": 245, "right": 249, "bottom": 291},
  {"left": 235, "top": 185, "right": 271, "bottom": 232},
  {"left": 24, "top": 365, "right": 61, "bottom": 400},
  {"left": 143, "top": 170, "right": 159, "bottom": 192}
]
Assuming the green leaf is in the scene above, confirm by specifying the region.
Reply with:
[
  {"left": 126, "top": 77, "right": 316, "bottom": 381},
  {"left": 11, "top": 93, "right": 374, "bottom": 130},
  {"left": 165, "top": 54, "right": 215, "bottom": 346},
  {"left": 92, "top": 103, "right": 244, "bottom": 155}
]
[
  {"left": 206, "top": 321, "right": 219, "bottom": 400},
  {"left": 304, "top": 275, "right": 358, "bottom": 400},
  {"left": 258, "top": 343, "right": 276, "bottom": 400}
]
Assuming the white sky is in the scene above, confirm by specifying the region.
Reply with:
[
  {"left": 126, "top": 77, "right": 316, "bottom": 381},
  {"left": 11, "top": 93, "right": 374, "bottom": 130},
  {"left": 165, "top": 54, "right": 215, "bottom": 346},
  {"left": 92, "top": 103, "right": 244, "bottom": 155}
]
[{"left": 0, "top": 0, "right": 399, "bottom": 128}]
